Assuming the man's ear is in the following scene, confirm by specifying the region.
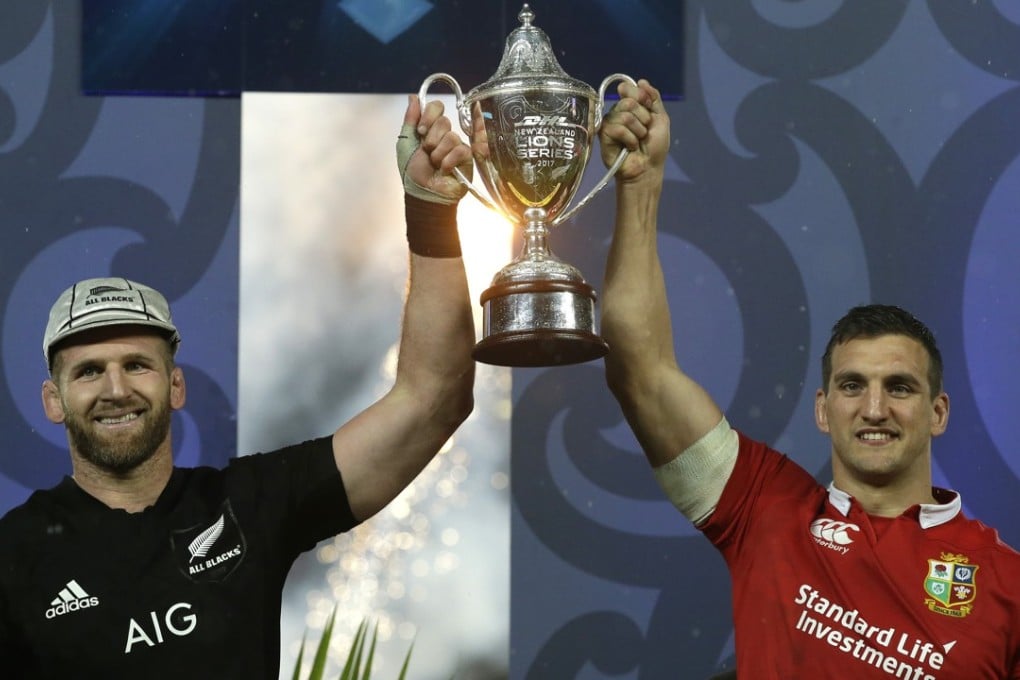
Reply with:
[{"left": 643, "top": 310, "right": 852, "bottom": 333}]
[
  {"left": 931, "top": 391, "right": 949, "bottom": 437},
  {"left": 814, "top": 388, "right": 830, "bottom": 434},
  {"left": 42, "top": 379, "right": 65, "bottom": 424},
  {"left": 170, "top": 367, "right": 186, "bottom": 410}
]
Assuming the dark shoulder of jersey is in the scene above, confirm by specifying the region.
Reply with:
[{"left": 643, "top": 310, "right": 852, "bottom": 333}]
[
  {"left": 189, "top": 435, "right": 359, "bottom": 556},
  {"left": 0, "top": 435, "right": 358, "bottom": 679}
]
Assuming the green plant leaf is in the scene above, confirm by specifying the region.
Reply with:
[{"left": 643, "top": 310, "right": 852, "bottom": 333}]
[
  {"left": 309, "top": 608, "right": 337, "bottom": 680},
  {"left": 396, "top": 641, "right": 414, "bottom": 680},
  {"left": 293, "top": 610, "right": 415, "bottom": 680},
  {"left": 290, "top": 633, "right": 307, "bottom": 680},
  {"left": 340, "top": 619, "right": 367, "bottom": 680},
  {"left": 361, "top": 621, "right": 379, "bottom": 679}
]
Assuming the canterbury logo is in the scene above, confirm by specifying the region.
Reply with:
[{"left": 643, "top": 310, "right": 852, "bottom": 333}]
[
  {"left": 188, "top": 514, "right": 225, "bottom": 563},
  {"left": 46, "top": 579, "right": 100, "bottom": 619},
  {"left": 810, "top": 518, "right": 860, "bottom": 546}
]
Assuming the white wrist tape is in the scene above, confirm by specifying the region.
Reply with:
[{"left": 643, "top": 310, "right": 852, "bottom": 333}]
[{"left": 396, "top": 123, "right": 458, "bottom": 205}]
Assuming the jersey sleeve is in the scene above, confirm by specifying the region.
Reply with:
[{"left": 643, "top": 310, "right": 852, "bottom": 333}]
[
  {"left": 698, "top": 432, "right": 820, "bottom": 557},
  {"left": 228, "top": 436, "right": 358, "bottom": 556}
]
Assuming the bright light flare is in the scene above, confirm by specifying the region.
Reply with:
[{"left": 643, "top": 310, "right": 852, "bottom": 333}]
[
  {"left": 458, "top": 198, "right": 514, "bottom": 322},
  {"left": 421, "top": 93, "right": 518, "bottom": 323}
]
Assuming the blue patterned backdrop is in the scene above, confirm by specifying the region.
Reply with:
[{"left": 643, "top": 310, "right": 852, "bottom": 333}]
[
  {"left": 0, "top": 1, "right": 239, "bottom": 509},
  {"left": 511, "top": 1, "right": 1020, "bottom": 677},
  {"left": 79, "top": 0, "right": 683, "bottom": 98},
  {"left": 3, "top": 1, "right": 1020, "bottom": 679}
]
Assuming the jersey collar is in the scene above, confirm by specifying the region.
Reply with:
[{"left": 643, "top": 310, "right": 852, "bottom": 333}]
[
  {"left": 52, "top": 469, "right": 186, "bottom": 517},
  {"left": 826, "top": 482, "right": 962, "bottom": 529}
]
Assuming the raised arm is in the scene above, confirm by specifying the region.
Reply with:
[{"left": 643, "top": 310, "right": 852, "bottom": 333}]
[
  {"left": 600, "top": 80, "right": 724, "bottom": 469},
  {"left": 332, "top": 96, "right": 476, "bottom": 522}
]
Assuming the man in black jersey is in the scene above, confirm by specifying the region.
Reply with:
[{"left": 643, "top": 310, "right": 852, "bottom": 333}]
[{"left": 0, "top": 96, "right": 476, "bottom": 678}]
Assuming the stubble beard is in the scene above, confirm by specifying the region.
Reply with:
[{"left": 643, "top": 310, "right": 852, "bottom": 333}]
[
  {"left": 837, "top": 438, "right": 912, "bottom": 487},
  {"left": 64, "top": 400, "right": 172, "bottom": 474}
]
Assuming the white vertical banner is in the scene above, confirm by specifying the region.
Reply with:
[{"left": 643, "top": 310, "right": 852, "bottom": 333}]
[{"left": 240, "top": 92, "right": 510, "bottom": 679}]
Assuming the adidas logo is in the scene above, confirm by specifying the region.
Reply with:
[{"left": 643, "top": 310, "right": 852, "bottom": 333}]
[{"left": 45, "top": 579, "right": 100, "bottom": 619}]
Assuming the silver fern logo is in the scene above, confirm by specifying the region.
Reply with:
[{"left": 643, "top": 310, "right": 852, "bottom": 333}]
[
  {"left": 188, "top": 514, "right": 225, "bottom": 562},
  {"left": 171, "top": 502, "right": 246, "bottom": 582}
]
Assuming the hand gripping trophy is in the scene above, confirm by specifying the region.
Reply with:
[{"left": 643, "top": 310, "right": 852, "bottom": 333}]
[{"left": 419, "top": 4, "right": 635, "bottom": 367}]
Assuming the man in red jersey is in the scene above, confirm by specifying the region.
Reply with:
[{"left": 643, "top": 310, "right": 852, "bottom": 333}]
[{"left": 598, "top": 79, "right": 1020, "bottom": 678}]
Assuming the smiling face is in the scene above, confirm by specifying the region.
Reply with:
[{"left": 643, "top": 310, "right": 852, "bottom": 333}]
[
  {"left": 43, "top": 327, "right": 185, "bottom": 475},
  {"left": 815, "top": 334, "right": 949, "bottom": 493}
]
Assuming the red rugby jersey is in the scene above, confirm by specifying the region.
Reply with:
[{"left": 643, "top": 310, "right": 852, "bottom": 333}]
[{"left": 701, "top": 433, "right": 1020, "bottom": 679}]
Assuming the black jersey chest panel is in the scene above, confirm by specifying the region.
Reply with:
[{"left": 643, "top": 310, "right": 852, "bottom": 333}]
[
  {"left": 170, "top": 500, "right": 247, "bottom": 583},
  {"left": 12, "top": 488, "right": 276, "bottom": 676},
  {"left": 2, "top": 438, "right": 354, "bottom": 678}
]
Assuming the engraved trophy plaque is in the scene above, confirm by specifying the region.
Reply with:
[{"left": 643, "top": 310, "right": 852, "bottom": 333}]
[{"left": 419, "top": 4, "right": 634, "bottom": 367}]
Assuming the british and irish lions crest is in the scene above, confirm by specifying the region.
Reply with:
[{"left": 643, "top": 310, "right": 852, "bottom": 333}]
[
  {"left": 924, "top": 553, "right": 978, "bottom": 618},
  {"left": 419, "top": 4, "right": 635, "bottom": 366}
]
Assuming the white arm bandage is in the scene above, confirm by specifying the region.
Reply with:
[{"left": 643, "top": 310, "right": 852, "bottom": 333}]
[{"left": 652, "top": 417, "right": 738, "bottom": 525}]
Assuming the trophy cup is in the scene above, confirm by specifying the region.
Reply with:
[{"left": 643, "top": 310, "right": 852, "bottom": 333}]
[{"left": 419, "top": 4, "right": 635, "bottom": 367}]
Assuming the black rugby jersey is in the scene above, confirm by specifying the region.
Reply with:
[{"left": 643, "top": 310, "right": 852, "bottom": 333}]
[{"left": 0, "top": 436, "right": 357, "bottom": 678}]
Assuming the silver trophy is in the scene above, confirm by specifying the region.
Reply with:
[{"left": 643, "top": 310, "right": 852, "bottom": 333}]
[{"left": 419, "top": 4, "right": 634, "bottom": 367}]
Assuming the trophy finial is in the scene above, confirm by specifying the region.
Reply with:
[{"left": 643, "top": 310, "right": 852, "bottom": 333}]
[
  {"left": 518, "top": 4, "right": 534, "bottom": 28},
  {"left": 492, "top": 2, "right": 568, "bottom": 78}
]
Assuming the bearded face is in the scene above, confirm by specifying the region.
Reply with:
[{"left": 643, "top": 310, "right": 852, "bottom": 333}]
[
  {"left": 61, "top": 390, "right": 173, "bottom": 473},
  {"left": 43, "top": 329, "right": 185, "bottom": 475}
]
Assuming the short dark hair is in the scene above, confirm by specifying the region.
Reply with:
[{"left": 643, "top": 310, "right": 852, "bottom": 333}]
[{"left": 821, "top": 304, "right": 943, "bottom": 397}]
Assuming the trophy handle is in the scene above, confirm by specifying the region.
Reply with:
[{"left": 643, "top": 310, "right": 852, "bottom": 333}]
[
  {"left": 417, "top": 73, "right": 499, "bottom": 212},
  {"left": 552, "top": 73, "right": 637, "bottom": 228}
]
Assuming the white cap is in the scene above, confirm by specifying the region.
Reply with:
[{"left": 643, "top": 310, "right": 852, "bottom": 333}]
[{"left": 44, "top": 277, "right": 181, "bottom": 367}]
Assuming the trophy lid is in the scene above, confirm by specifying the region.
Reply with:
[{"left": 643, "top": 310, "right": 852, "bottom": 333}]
[{"left": 466, "top": 4, "right": 594, "bottom": 101}]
